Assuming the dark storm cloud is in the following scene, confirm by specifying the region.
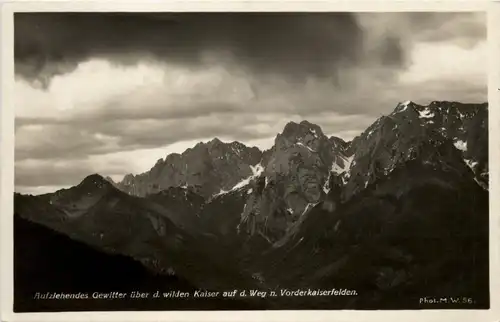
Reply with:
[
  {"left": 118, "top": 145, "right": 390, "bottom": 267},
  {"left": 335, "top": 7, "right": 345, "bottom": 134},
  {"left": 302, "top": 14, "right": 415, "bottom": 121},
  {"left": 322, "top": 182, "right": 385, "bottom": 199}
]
[
  {"left": 15, "top": 12, "right": 485, "bottom": 84},
  {"left": 15, "top": 12, "right": 368, "bottom": 83},
  {"left": 377, "top": 36, "right": 404, "bottom": 67}
]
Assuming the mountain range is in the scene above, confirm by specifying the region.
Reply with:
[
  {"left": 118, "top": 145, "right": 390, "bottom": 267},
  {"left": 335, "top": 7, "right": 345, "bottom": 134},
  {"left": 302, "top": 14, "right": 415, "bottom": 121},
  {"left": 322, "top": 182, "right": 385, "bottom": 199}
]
[{"left": 14, "top": 100, "right": 490, "bottom": 310}]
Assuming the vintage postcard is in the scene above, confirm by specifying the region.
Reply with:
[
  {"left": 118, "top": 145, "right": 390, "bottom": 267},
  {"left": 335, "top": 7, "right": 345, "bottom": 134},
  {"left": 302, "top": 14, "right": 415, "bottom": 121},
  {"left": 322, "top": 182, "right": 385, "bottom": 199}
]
[{"left": 1, "top": 1, "right": 499, "bottom": 322}]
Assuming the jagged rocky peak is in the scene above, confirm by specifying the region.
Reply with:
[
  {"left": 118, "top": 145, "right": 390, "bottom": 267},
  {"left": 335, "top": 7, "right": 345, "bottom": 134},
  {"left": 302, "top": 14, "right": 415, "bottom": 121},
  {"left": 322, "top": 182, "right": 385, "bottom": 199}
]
[
  {"left": 393, "top": 100, "right": 416, "bottom": 112},
  {"left": 121, "top": 173, "right": 135, "bottom": 184},
  {"left": 267, "top": 120, "right": 334, "bottom": 177},
  {"left": 274, "top": 120, "right": 329, "bottom": 154},
  {"left": 186, "top": 138, "right": 262, "bottom": 161},
  {"left": 165, "top": 152, "right": 182, "bottom": 161},
  {"left": 78, "top": 173, "right": 112, "bottom": 190},
  {"left": 104, "top": 176, "right": 115, "bottom": 183},
  {"left": 340, "top": 100, "right": 489, "bottom": 200},
  {"left": 392, "top": 100, "right": 486, "bottom": 118},
  {"left": 153, "top": 158, "right": 164, "bottom": 166},
  {"left": 230, "top": 140, "right": 258, "bottom": 154},
  {"left": 280, "top": 120, "right": 325, "bottom": 140},
  {"left": 329, "top": 136, "right": 348, "bottom": 150},
  {"left": 364, "top": 100, "right": 487, "bottom": 142},
  {"left": 116, "top": 138, "right": 263, "bottom": 198},
  {"left": 206, "top": 137, "right": 224, "bottom": 148},
  {"left": 391, "top": 100, "right": 452, "bottom": 123},
  {"left": 236, "top": 120, "right": 352, "bottom": 242}
]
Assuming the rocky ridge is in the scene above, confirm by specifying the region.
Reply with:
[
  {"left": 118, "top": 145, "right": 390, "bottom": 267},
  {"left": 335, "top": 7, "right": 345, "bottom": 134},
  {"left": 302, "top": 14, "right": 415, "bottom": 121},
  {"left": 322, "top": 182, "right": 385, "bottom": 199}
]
[{"left": 117, "top": 139, "right": 262, "bottom": 198}]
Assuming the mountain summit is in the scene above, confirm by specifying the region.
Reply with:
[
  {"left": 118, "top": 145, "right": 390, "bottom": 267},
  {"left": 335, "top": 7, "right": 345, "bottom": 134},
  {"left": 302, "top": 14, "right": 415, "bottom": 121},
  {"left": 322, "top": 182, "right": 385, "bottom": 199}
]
[
  {"left": 117, "top": 140, "right": 262, "bottom": 198},
  {"left": 77, "top": 173, "right": 113, "bottom": 190},
  {"left": 343, "top": 100, "right": 488, "bottom": 198}
]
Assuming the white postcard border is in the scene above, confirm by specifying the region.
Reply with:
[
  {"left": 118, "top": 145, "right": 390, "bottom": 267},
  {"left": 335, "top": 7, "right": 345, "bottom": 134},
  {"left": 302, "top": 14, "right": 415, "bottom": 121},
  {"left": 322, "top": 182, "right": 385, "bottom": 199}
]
[{"left": 1, "top": 1, "right": 499, "bottom": 321}]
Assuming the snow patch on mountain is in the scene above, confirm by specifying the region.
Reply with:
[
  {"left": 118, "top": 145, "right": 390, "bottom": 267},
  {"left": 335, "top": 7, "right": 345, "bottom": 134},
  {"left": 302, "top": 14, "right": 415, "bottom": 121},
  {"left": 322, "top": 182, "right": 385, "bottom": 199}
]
[
  {"left": 258, "top": 231, "right": 273, "bottom": 244},
  {"left": 396, "top": 100, "right": 411, "bottom": 112},
  {"left": 323, "top": 177, "right": 331, "bottom": 194},
  {"left": 331, "top": 162, "right": 345, "bottom": 175},
  {"left": 297, "top": 142, "right": 316, "bottom": 153},
  {"left": 323, "top": 154, "right": 355, "bottom": 193},
  {"left": 230, "top": 163, "right": 265, "bottom": 191},
  {"left": 341, "top": 154, "right": 355, "bottom": 180},
  {"left": 394, "top": 100, "right": 412, "bottom": 113},
  {"left": 453, "top": 140, "right": 468, "bottom": 152},
  {"left": 213, "top": 163, "right": 265, "bottom": 198},
  {"left": 475, "top": 178, "right": 487, "bottom": 190},
  {"left": 464, "top": 158, "right": 478, "bottom": 171},
  {"left": 301, "top": 202, "right": 318, "bottom": 216},
  {"left": 334, "top": 220, "right": 341, "bottom": 232},
  {"left": 302, "top": 203, "right": 312, "bottom": 216},
  {"left": 343, "top": 155, "right": 355, "bottom": 170},
  {"left": 418, "top": 107, "right": 434, "bottom": 119},
  {"left": 214, "top": 188, "right": 229, "bottom": 197},
  {"left": 251, "top": 163, "right": 264, "bottom": 176}
]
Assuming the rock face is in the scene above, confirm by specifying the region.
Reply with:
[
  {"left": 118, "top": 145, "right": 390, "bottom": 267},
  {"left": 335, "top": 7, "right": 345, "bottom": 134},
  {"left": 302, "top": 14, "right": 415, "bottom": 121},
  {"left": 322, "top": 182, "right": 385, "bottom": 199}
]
[
  {"left": 237, "top": 101, "right": 489, "bottom": 243},
  {"left": 342, "top": 101, "right": 488, "bottom": 199},
  {"left": 256, "top": 136, "right": 489, "bottom": 309},
  {"left": 117, "top": 139, "right": 262, "bottom": 198},
  {"left": 237, "top": 121, "right": 351, "bottom": 241},
  {"left": 145, "top": 186, "right": 205, "bottom": 231}
]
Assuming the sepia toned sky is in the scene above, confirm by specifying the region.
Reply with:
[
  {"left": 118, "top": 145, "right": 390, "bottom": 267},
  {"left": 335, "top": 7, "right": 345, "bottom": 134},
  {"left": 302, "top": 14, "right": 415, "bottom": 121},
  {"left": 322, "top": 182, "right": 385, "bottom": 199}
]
[{"left": 14, "top": 12, "right": 487, "bottom": 194}]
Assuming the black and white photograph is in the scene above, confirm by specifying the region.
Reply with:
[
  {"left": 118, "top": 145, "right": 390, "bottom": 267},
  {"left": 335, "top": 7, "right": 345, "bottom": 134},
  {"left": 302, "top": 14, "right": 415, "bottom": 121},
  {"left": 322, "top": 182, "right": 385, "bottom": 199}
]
[{"left": 7, "top": 8, "right": 491, "bottom": 314}]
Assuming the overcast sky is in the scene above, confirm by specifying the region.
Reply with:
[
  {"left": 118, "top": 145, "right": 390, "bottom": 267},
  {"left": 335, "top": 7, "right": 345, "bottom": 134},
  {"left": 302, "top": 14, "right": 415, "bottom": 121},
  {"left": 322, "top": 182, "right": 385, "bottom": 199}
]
[{"left": 14, "top": 12, "right": 487, "bottom": 194}]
